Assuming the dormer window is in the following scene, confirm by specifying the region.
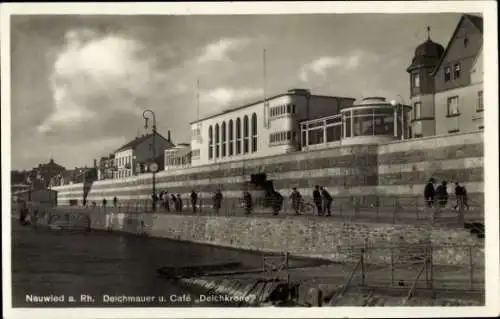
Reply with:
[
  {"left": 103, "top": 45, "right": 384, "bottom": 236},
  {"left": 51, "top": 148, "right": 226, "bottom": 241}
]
[
  {"left": 454, "top": 63, "right": 461, "bottom": 79},
  {"left": 444, "top": 67, "right": 451, "bottom": 82}
]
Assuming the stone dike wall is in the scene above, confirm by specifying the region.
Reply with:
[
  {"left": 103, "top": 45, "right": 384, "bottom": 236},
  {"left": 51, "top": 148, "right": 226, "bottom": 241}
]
[
  {"left": 52, "top": 131, "right": 484, "bottom": 208},
  {"left": 83, "top": 210, "right": 484, "bottom": 267}
]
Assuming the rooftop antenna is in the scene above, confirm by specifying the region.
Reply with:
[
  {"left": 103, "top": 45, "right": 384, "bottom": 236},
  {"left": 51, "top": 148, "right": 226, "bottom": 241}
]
[
  {"left": 426, "top": 26, "right": 431, "bottom": 40},
  {"left": 263, "top": 48, "right": 269, "bottom": 128}
]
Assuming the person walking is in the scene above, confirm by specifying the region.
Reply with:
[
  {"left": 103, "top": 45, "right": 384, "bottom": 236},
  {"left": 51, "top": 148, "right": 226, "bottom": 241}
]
[
  {"left": 113, "top": 196, "right": 118, "bottom": 208},
  {"left": 290, "top": 187, "right": 303, "bottom": 215},
  {"left": 102, "top": 198, "right": 107, "bottom": 208},
  {"left": 320, "top": 186, "right": 333, "bottom": 216},
  {"left": 190, "top": 190, "right": 198, "bottom": 213},
  {"left": 313, "top": 185, "right": 322, "bottom": 216},
  {"left": 213, "top": 189, "right": 223, "bottom": 215},
  {"left": 424, "top": 178, "right": 436, "bottom": 207},
  {"left": 454, "top": 182, "right": 469, "bottom": 210}
]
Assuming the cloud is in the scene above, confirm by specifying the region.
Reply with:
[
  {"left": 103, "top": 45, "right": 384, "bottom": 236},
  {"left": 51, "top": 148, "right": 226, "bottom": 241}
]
[
  {"left": 196, "top": 37, "right": 251, "bottom": 64},
  {"left": 200, "top": 87, "right": 262, "bottom": 105},
  {"left": 37, "top": 28, "right": 159, "bottom": 134},
  {"left": 298, "top": 51, "right": 371, "bottom": 82}
]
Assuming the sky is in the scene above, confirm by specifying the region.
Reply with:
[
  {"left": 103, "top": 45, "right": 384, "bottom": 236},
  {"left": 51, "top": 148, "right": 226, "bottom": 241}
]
[{"left": 10, "top": 12, "right": 468, "bottom": 170}]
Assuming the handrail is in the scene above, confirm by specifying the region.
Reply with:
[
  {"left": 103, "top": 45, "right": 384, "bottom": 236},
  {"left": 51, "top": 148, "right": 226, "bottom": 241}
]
[
  {"left": 331, "top": 256, "right": 362, "bottom": 305},
  {"left": 405, "top": 261, "right": 427, "bottom": 302}
]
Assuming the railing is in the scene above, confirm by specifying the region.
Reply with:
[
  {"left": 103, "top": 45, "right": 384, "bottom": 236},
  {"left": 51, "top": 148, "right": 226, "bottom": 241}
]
[{"left": 48, "top": 194, "right": 483, "bottom": 226}]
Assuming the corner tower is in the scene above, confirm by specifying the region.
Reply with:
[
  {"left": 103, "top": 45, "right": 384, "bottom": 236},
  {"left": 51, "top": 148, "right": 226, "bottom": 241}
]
[{"left": 406, "top": 27, "right": 444, "bottom": 138}]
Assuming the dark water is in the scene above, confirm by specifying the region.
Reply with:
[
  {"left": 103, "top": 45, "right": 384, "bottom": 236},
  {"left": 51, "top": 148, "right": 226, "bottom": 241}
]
[{"left": 11, "top": 220, "right": 287, "bottom": 308}]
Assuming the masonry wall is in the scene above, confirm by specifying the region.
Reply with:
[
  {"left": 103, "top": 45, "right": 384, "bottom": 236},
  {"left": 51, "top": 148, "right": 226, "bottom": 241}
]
[
  {"left": 86, "top": 211, "right": 484, "bottom": 267},
  {"left": 53, "top": 131, "right": 484, "bottom": 208}
]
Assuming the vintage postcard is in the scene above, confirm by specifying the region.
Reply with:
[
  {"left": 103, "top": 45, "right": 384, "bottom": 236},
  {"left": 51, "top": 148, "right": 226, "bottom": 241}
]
[{"left": 1, "top": 1, "right": 498, "bottom": 319}]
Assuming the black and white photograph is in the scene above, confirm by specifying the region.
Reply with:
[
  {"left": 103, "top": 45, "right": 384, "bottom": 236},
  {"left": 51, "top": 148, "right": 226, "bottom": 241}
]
[{"left": 1, "top": 2, "right": 498, "bottom": 318}]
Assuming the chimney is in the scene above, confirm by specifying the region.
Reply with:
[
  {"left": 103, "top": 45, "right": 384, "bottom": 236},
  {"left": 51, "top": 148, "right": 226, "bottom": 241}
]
[{"left": 168, "top": 130, "right": 171, "bottom": 141}]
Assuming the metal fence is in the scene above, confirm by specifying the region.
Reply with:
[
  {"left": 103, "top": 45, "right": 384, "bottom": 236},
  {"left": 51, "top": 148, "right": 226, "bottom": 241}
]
[
  {"left": 260, "top": 244, "right": 484, "bottom": 304},
  {"left": 49, "top": 193, "right": 483, "bottom": 225}
]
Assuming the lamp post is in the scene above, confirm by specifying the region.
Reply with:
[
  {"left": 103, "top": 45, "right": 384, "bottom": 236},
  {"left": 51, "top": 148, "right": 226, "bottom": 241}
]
[{"left": 143, "top": 109, "right": 158, "bottom": 210}]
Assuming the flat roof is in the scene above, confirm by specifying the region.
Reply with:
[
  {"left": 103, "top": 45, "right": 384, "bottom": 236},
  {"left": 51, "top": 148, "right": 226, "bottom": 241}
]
[{"left": 190, "top": 91, "right": 355, "bottom": 124}]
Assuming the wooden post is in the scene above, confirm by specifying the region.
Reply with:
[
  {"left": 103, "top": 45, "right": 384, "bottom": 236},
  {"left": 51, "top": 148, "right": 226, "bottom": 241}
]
[
  {"left": 360, "top": 248, "right": 365, "bottom": 287},
  {"left": 390, "top": 247, "right": 395, "bottom": 286},
  {"left": 469, "top": 246, "right": 474, "bottom": 289},
  {"left": 429, "top": 245, "right": 434, "bottom": 292}
]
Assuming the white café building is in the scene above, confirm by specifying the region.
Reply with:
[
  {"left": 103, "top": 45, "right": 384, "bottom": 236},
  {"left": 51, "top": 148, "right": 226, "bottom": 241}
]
[{"left": 189, "top": 89, "right": 356, "bottom": 167}]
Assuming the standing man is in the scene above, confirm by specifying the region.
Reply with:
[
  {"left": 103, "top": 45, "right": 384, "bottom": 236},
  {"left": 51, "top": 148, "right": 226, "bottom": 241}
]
[
  {"left": 170, "top": 193, "right": 177, "bottom": 212},
  {"left": 163, "top": 191, "right": 170, "bottom": 212},
  {"left": 313, "top": 185, "right": 322, "bottom": 216},
  {"left": 290, "top": 187, "right": 303, "bottom": 215},
  {"left": 102, "top": 198, "right": 107, "bottom": 209},
  {"left": 320, "top": 186, "right": 333, "bottom": 216},
  {"left": 243, "top": 191, "right": 253, "bottom": 216},
  {"left": 113, "top": 196, "right": 118, "bottom": 208},
  {"left": 190, "top": 190, "right": 198, "bottom": 213},
  {"left": 176, "top": 194, "right": 183, "bottom": 212},
  {"left": 454, "top": 182, "right": 469, "bottom": 210},
  {"left": 151, "top": 192, "right": 158, "bottom": 212},
  {"left": 424, "top": 178, "right": 436, "bottom": 207},
  {"left": 213, "top": 189, "right": 223, "bottom": 215}
]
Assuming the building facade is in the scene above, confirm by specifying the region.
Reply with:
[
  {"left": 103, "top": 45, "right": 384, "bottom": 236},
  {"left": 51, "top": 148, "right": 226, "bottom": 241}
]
[
  {"left": 190, "top": 88, "right": 355, "bottom": 167},
  {"left": 407, "top": 14, "right": 483, "bottom": 137},
  {"left": 113, "top": 131, "right": 175, "bottom": 179},
  {"left": 301, "top": 97, "right": 411, "bottom": 150},
  {"left": 164, "top": 143, "right": 192, "bottom": 171}
]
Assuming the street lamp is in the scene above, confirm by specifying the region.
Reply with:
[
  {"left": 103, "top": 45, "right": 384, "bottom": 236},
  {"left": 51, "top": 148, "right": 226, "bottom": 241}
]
[{"left": 143, "top": 109, "right": 158, "bottom": 208}]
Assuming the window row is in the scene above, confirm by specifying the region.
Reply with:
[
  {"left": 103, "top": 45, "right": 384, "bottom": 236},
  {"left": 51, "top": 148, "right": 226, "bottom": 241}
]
[
  {"left": 166, "top": 154, "right": 191, "bottom": 167},
  {"left": 208, "top": 113, "right": 258, "bottom": 159},
  {"left": 270, "top": 103, "right": 296, "bottom": 117},
  {"left": 444, "top": 63, "right": 461, "bottom": 82},
  {"left": 116, "top": 156, "right": 132, "bottom": 168},
  {"left": 270, "top": 130, "right": 296, "bottom": 144}
]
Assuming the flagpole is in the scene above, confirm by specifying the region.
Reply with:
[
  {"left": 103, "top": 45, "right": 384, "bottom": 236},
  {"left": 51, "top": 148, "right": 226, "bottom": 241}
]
[{"left": 196, "top": 79, "right": 200, "bottom": 122}]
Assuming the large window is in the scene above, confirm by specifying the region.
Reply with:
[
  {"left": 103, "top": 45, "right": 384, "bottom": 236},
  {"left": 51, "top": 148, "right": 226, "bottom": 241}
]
[
  {"left": 236, "top": 118, "right": 241, "bottom": 155},
  {"left": 413, "top": 102, "right": 422, "bottom": 120},
  {"left": 477, "top": 91, "right": 483, "bottom": 112},
  {"left": 454, "top": 63, "right": 461, "bottom": 79},
  {"left": 444, "top": 66, "right": 451, "bottom": 82},
  {"left": 243, "top": 115, "right": 249, "bottom": 154},
  {"left": 228, "top": 119, "right": 234, "bottom": 156},
  {"left": 447, "top": 96, "right": 459, "bottom": 116},
  {"left": 215, "top": 124, "right": 220, "bottom": 158},
  {"left": 251, "top": 113, "right": 258, "bottom": 153},
  {"left": 208, "top": 126, "right": 213, "bottom": 159},
  {"left": 412, "top": 73, "right": 420, "bottom": 88},
  {"left": 221, "top": 121, "right": 227, "bottom": 157}
]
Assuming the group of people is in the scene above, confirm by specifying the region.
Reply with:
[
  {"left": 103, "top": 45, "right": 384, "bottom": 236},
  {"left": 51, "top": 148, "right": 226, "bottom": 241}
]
[
  {"left": 289, "top": 185, "right": 333, "bottom": 216},
  {"left": 424, "top": 178, "right": 469, "bottom": 210}
]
